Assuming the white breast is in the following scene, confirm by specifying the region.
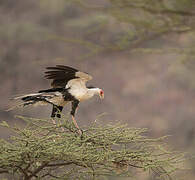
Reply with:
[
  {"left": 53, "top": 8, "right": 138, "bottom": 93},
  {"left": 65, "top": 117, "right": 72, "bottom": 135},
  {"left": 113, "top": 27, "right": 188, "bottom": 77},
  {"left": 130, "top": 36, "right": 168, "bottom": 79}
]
[{"left": 66, "top": 79, "right": 89, "bottom": 101}]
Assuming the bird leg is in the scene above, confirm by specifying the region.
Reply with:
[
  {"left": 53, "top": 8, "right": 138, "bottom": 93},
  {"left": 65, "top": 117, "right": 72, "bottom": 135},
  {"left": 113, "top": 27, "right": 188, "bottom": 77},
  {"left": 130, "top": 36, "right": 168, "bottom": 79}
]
[
  {"left": 51, "top": 106, "right": 57, "bottom": 125},
  {"left": 51, "top": 118, "right": 57, "bottom": 126},
  {"left": 71, "top": 100, "right": 81, "bottom": 134},
  {"left": 51, "top": 105, "right": 64, "bottom": 131},
  {"left": 72, "top": 115, "right": 82, "bottom": 135}
]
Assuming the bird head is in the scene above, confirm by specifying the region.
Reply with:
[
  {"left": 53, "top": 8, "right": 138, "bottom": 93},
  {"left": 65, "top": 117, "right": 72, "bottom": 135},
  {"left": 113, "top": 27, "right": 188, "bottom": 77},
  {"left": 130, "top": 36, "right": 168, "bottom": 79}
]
[
  {"left": 99, "top": 89, "right": 104, "bottom": 99},
  {"left": 87, "top": 87, "right": 104, "bottom": 100}
]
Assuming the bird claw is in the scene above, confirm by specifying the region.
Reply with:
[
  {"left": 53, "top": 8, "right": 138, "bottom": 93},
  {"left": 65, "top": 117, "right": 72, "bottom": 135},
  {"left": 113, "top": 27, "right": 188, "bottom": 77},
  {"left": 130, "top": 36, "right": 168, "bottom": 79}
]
[
  {"left": 75, "top": 128, "right": 83, "bottom": 136},
  {"left": 77, "top": 129, "right": 83, "bottom": 135}
]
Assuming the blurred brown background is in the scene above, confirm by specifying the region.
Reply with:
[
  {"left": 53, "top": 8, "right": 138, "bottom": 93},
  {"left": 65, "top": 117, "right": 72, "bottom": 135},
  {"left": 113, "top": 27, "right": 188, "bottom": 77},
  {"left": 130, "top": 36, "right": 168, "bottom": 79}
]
[{"left": 0, "top": 0, "right": 195, "bottom": 179}]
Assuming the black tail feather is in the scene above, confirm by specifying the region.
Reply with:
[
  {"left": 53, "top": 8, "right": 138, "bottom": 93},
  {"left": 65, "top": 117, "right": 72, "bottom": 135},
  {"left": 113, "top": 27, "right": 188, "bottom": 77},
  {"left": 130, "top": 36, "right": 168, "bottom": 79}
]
[
  {"left": 39, "top": 88, "right": 63, "bottom": 93},
  {"left": 22, "top": 96, "right": 36, "bottom": 101}
]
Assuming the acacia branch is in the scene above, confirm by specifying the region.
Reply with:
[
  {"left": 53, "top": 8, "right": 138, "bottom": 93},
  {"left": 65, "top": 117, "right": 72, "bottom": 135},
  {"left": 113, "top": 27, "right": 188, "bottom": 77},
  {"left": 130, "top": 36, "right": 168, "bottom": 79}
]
[
  {"left": 0, "top": 170, "right": 9, "bottom": 174},
  {"left": 46, "top": 162, "right": 73, "bottom": 167},
  {"left": 27, "top": 162, "right": 49, "bottom": 180},
  {"left": 116, "top": 3, "right": 195, "bottom": 16}
]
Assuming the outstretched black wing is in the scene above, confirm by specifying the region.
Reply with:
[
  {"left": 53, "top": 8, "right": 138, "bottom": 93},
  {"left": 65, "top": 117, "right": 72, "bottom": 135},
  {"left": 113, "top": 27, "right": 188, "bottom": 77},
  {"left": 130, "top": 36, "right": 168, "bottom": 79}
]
[{"left": 44, "top": 65, "right": 92, "bottom": 88}]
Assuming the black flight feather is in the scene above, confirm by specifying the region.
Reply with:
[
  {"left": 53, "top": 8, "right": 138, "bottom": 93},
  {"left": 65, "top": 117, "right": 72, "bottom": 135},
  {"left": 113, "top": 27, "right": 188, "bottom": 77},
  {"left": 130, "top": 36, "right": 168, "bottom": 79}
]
[{"left": 44, "top": 65, "right": 79, "bottom": 88}]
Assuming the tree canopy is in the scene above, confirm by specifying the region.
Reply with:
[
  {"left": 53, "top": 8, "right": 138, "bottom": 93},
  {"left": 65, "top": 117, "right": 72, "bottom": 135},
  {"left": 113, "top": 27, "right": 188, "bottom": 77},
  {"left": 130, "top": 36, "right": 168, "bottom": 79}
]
[{"left": 0, "top": 115, "right": 184, "bottom": 180}]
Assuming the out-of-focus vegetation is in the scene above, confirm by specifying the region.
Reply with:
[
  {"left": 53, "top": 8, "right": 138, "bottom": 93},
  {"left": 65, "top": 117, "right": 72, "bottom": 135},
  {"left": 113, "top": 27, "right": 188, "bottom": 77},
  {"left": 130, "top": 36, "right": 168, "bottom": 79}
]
[{"left": 0, "top": 0, "right": 195, "bottom": 179}]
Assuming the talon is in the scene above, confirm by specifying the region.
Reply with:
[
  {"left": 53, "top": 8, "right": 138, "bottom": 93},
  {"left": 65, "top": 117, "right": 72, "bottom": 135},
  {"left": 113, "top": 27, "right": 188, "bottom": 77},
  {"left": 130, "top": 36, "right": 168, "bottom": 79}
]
[
  {"left": 77, "top": 129, "right": 82, "bottom": 135},
  {"left": 51, "top": 118, "right": 57, "bottom": 126}
]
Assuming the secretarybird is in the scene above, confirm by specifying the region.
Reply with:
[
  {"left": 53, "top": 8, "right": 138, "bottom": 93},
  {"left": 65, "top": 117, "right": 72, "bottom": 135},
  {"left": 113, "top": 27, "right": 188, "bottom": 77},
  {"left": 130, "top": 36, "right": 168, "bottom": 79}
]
[{"left": 10, "top": 65, "right": 104, "bottom": 134}]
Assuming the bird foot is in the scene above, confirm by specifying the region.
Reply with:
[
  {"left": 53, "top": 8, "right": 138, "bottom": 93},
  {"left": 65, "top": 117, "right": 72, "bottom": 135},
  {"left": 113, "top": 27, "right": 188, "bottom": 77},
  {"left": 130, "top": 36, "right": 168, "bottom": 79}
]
[
  {"left": 51, "top": 118, "right": 57, "bottom": 126},
  {"left": 51, "top": 118, "right": 65, "bottom": 132},
  {"left": 77, "top": 129, "right": 82, "bottom": 135}
]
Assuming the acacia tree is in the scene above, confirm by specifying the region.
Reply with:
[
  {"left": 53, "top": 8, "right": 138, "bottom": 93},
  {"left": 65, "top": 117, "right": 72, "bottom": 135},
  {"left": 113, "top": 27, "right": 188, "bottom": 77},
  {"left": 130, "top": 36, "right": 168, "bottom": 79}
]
[
  {"left": 51, "top": 0, "right": 195, "bottom": 56},
  {"left": 0, "top": 115, "right": 184, "bottom": 180}
]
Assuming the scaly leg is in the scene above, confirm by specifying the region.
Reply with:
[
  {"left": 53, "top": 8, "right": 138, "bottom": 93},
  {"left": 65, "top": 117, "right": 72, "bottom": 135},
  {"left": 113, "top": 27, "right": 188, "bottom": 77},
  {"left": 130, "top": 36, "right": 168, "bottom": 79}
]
[
  {"left": 51, "top": 118, "right": 57, "bottom": 126},
  {"left": 72, "top": 115, "right": 82, "bottom": 135},
  {"left": 71, "top": 100, "right": 81, "bottom": 134}
]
